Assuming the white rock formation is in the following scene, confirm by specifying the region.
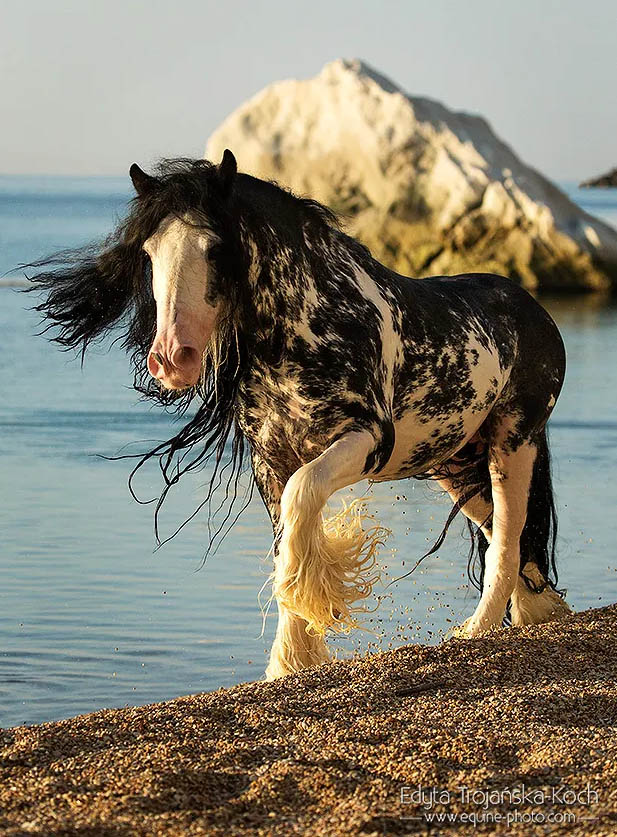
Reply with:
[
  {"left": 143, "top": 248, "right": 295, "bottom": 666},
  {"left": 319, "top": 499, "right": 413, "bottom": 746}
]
[{"left": 207, "top": 59, "right": 617, "bottom": 291}]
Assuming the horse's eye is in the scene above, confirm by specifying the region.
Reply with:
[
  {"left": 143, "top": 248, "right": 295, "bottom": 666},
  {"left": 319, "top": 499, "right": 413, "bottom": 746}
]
[{"left": 206, "top": 245, "right": 220, "bottom": 263}]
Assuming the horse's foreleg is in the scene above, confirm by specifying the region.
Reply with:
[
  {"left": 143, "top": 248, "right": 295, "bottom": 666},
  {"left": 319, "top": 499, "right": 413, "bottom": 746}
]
[
  {"left": 266, "top": 605, "right": 331, "bottom": 680},
  {"left": 268, "top": 431, "right": 387, "bottom": 676},
  {"left": 251, "top": 451, "right": 331, "bottom": 680},
  {"left": 456, "top": 433, "right": 537, "bottom": 636}
]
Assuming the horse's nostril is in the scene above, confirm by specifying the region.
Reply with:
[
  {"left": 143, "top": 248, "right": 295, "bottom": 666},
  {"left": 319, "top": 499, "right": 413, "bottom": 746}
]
[
  {"left": 148, "top": 343, "right": 201, "bottom": 387},
  {"left": 171, "top": 345, "right": 200, "bottom": 371},
  {"left": 148, "top": 350, "right": 166, "bottom": 379}
]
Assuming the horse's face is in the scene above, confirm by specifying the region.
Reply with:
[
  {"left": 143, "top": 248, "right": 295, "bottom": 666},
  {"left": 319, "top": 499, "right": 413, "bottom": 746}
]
[
  {"left": 143, "top": 214, "right": 220, "bottom": 390},
  {"left": 130, "top": 150, "right": 238, "bottom": 391}
]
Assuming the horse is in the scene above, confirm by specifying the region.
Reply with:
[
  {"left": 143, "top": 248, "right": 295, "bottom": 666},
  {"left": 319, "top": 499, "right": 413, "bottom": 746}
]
[{"left": 30, "top": 151, "right": 572, "bottom": 680}]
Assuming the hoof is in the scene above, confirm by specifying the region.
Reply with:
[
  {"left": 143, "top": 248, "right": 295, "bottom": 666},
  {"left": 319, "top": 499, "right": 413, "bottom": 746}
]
[
  {"left": 451, "top": 617, "right": 481, "bottom": 638},
  {"left": 451, "top": 615, "right": 498, "bottom": 638},
  {"left": 265, "top": 665, "right": 287, "bottom": 681},
  {"left": 511, "top": 563, "right": 575, "bottom": 626}
]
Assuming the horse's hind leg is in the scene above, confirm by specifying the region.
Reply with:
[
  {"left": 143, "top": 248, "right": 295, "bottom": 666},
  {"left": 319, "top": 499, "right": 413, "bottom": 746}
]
[
  {"left": 437, "top": 439, "right": 571, "bottom": 628},
  {"left": 267, "top": 430, "right": 387, "bottom": 679},
  {"left": 450, "top": 418, "right": 570, "bottom": 636},
  {"left": 510, "top": 560, "right": 572, "bottom": 625},
  {"left": 508, "top": 429, "right": 573, "bottom": 626},
  {"left": 453, "top": 427, "right": 536, "bottom": 635}
]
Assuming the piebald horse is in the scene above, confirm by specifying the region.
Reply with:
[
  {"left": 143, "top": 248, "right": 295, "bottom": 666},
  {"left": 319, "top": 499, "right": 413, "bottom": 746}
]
[{"left": 31, "top": 152, "right": 572, "bottom": 679}]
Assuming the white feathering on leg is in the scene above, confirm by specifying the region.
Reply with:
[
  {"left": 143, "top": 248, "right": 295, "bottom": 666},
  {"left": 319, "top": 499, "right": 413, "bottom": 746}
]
[{"left": 511, "top": 561, "right": 573, "bottom": 626}]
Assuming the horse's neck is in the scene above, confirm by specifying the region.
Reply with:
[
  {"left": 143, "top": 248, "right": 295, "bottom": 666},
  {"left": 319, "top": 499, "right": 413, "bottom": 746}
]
[{"left": 247, "top": 233, "right": 335, "bottom": 336}]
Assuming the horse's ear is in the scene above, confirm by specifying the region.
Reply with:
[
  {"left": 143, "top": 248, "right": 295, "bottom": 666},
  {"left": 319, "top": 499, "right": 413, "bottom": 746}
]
[
  {"left": 217, "top": 149, "right": 237, "bottom": 196},
  {"left": 129, "top": 163, "right": 157, "bottom": 197}
]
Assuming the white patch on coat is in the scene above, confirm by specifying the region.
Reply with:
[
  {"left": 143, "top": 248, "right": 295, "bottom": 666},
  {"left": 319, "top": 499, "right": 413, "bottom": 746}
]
[
  {"left": 350, "top": 264, "right": 403, "bottom": 412},
  {"left": 143, "top": 214, "right": 220, "bottom": 337},
  {"left": 294, "top": 283, "right": 323, "bottom": 349},
  {"left": 583, "top": 224, "right": 601, "bottom": 248}
]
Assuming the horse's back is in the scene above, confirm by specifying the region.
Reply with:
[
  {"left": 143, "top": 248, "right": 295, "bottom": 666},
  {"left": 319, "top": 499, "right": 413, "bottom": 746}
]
[
  {"left": 403, "top": 271, "right": 557, "bottom": 331},
  {"left": 393, "top": 270, "right": 565, "bottom": 386}
]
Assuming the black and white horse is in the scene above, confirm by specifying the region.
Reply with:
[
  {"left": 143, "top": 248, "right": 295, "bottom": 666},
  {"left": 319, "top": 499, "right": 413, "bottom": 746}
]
[{"left": 31, "top": 152, "right": 572, "bottom": 679}]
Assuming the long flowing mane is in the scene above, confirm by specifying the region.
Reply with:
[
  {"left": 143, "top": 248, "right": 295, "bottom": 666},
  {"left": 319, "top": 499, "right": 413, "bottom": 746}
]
[{"left": 26, "top": 159, "right": 341, "bottom": 557}]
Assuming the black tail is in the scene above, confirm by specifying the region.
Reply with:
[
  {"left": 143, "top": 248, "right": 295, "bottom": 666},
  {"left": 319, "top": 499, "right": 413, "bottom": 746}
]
[
  {"left": 467, "top": 427, "right": 564, "bottom": 599},
  {"left": 518, "top": 428, "right": 562, "bottom": 594}
]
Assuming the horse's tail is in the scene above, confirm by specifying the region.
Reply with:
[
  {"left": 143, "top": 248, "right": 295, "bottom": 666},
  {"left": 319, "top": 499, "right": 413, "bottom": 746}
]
[
  {"left": 518, "top": 428, "right": 560, "bottom": 591},
  {"left": 466, "top": 520, "right": 489, "bottom": 593}
]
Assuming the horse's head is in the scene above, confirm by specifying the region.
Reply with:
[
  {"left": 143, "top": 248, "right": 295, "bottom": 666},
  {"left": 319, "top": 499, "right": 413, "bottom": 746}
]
[{"left": 130, "top": 150, "right": 238, "bottom": 390}]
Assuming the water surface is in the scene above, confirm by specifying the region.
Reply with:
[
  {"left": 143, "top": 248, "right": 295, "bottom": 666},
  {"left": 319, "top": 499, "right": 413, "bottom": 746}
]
[{"left": 1, "top": 177, "right": 616, "bottom": 728}]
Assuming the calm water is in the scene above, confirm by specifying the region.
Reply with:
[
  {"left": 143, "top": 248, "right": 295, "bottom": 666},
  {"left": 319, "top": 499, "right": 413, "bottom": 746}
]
[{"left": 1, "top": 176, "right": 617, "bottom": 728}]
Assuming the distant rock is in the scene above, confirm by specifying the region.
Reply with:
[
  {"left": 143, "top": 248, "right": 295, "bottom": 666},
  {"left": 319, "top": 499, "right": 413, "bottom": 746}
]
[
  {"left": 581, "top": 168, "right": 617, "bottom": 188},
  {"left": 207, "top": 59, "right": 617, "bottom": 292}
]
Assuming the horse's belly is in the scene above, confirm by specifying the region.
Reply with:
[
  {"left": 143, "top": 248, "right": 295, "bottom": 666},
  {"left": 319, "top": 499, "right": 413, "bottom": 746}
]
[
  {"left": 378, "top": 408, "right": 488, "bottom": 480},
  {"left": 377, "top": 347, "right": 506, "bottom": 480}
]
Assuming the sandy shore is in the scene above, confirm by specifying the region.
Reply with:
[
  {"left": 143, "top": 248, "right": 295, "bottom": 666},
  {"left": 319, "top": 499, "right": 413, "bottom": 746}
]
[{"left": 2, "top": 605, "right": 616, "bottom": 836}]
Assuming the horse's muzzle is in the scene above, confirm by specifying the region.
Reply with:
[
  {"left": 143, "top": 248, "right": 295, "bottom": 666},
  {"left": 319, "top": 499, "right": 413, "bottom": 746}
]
[{"left": 147, "top": 342, "right": 202, "bottom": 389}]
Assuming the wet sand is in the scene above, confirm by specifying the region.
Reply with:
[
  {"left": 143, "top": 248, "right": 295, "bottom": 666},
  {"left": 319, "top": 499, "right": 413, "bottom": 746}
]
[{"left": 2, "top": 605, "right": 616, "bottom": 836}]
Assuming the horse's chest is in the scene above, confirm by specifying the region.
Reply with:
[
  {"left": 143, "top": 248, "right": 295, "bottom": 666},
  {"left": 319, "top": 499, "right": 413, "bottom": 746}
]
[{"left": 238, "top": 372, "right": 319, "bottom": 459}]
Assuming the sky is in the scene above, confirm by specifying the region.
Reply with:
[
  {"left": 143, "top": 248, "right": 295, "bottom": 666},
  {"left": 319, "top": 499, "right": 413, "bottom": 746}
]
[{"left": 1, "top": 0, "right": 615, "bottom": 180}]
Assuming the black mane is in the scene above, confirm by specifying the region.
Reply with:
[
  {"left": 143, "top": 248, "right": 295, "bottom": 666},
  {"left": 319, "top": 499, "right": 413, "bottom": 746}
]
[
  {"left": 26, "top": 158, "right": 341, "bottom": 557},
  {"left": 28, "top": 158, "right": 340, "bottom": 391}
]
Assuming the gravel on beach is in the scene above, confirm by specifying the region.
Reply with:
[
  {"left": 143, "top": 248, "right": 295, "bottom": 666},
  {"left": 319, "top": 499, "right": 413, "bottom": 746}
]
[{"left": 2, "top": 605, "right": 617, "bottom": 836}]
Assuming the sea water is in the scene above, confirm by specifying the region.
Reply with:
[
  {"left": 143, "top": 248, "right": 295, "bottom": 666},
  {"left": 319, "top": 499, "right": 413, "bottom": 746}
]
[{"left": 1, "top": 176, "right": 616, "bottom": 727}]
